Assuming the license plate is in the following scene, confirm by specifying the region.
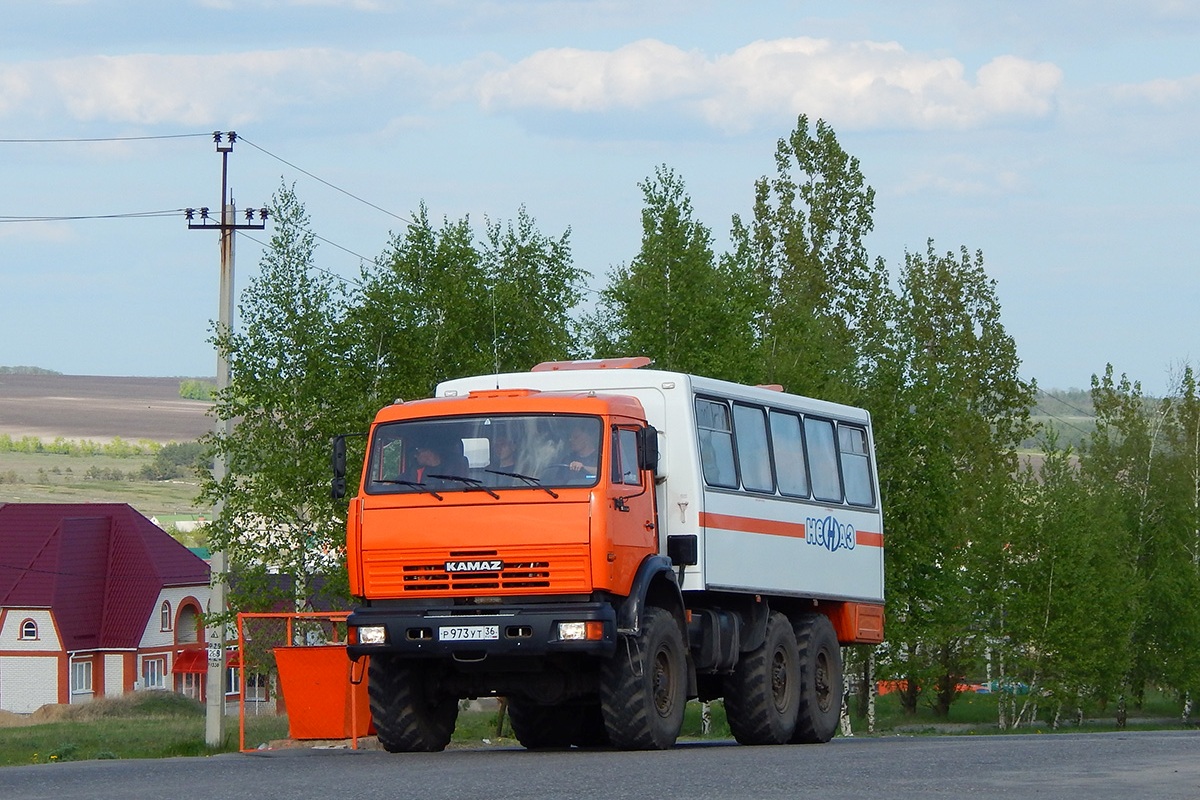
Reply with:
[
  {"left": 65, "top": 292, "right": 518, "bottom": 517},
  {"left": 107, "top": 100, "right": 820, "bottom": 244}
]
[{"left": 439, "top": 625, "right": 500, "bottom": 641}]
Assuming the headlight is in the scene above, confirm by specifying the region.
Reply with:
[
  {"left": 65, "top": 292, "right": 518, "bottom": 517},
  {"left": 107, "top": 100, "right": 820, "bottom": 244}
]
[
  {"left": 556, "top": 621, "right": 605, "bottom": 641},
  {"left": 356, "top": 625, "right": 387, "bottom": 645}
]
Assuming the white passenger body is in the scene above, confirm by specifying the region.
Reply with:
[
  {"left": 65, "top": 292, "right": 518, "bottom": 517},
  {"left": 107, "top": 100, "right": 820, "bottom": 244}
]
[{"left": 438, "top": 366, "right": 884, "bottom": 605}]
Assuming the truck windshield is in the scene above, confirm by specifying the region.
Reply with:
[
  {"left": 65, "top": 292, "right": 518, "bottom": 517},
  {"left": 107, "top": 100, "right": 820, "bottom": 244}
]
[{"left": 364, "top": 414, "right": 603, "bottom": 495}]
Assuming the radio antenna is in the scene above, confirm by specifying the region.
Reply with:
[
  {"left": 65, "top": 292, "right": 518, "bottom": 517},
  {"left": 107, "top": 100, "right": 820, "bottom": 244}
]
[{"left": 492, "top": 285, "right": 500, "bottom": 389}]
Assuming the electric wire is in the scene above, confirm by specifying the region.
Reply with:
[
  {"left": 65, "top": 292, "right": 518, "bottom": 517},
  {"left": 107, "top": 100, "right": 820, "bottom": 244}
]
[
  {"left": 0, "top": 209, "right": 185, "bottom": 223},
  {"left": 0, "top": 133, "right": 211, "bottom": 143},
  {"left": 237, "top": 136, "right": 412, "bottom": 226}
]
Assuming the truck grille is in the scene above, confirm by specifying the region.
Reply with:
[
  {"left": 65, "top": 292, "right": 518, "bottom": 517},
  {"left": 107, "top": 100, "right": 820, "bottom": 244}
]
[
  {"left": 403, "top": 560, "right": 551, "bottom": 592},
  {"left": 363, "top": 546, "right": 592, "bottom": 596}
]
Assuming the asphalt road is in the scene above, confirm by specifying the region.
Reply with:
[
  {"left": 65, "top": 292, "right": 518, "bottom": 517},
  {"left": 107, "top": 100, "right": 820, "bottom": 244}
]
[{"left": 2, "top": 731, "right": 1198, "bottom": 800}]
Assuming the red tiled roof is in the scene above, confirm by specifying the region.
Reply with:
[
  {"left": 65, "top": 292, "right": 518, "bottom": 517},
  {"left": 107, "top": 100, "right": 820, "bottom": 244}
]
[{"left": 0, "top": 503, "right": 210, "bottom": 650}]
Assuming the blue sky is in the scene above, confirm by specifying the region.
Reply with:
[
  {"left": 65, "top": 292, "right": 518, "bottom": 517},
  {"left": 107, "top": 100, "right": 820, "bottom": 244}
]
[{"left": 1, "top": 1, "right": 1196, "bottom": 394}]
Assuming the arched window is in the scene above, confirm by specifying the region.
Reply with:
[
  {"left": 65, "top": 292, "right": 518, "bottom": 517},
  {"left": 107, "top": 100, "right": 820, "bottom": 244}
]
[
  {"left": 176, "top": 604, "right": 199, "bottom": 644},
  {"left": 160, "top": 600, "right": 173, "bottom": 631},
  {"left": 20, "top": 619, "right": 38, "bottom": 640}
]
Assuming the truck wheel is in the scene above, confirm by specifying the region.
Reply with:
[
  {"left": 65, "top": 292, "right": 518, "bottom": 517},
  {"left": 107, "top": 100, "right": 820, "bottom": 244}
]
[
  {"left": 507, "top": 701, "right": 609, "bottom": 749},
  {"left": 791, "top": 613, "right": 842, "bottom": 743},
  {"left": 572, "top": 703, "right": 610, "bottom": 747},
  {"left": 600, "top": 606, "right": 686, "bottom": 750},
  {"left": 367, "top": 655, "right": 458, "bottom": 752},
  {"left": 724, "top": 611, "right": 799, "bottom": 745},
  {"left": 507, "top": 700, "right": 580, "bottom": 749}
]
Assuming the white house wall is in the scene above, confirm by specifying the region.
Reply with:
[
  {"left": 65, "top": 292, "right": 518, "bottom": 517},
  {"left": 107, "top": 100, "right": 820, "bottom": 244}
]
[
  {"left": 104, "top": 653, "right": 124, "bottom": 696},
  {"left": 137, "top": 586, "right": 210, "bottom": 649},
  {"left": 0, "top": 655, "right": 58, "bottom": 713},
  {"left": 0, "top": 609, "right": 62, "bottom": 650}
]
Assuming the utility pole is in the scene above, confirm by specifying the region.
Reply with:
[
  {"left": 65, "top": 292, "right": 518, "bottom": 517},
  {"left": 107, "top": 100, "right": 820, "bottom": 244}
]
[{"left": 186, "top": 131, "right": 267, "bottom": 748}]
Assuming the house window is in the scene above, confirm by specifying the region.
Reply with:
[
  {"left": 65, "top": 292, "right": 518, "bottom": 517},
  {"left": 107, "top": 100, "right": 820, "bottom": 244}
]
[
  {"left": 160, "top": 600, "right": 173, "bottom": 631},
  {"left": 19, "top": 619, "right": 38, "bottom": 640},
  {"left": 71, "top": 659, "right": 93, "bottom": 695},
  {"left": 244, "top": 672, "right": 268, "bottom": 702},
  {"left": 142, "top": 657, "right": 166, "bottom": 690}
]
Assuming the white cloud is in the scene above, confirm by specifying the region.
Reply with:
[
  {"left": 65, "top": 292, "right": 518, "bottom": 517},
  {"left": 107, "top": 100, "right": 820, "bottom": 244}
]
[
  {"left": 480, "top": 37, "right": 1063, "bottom": 133},
  {"left": 3, "top": 49, "right": 435, "bottom": 127},
  {"left": 0, "top": 38, "right": 1064, "bottom": 135},
  {"left": 478, "top": 39, "right": 707, "bottom": 112},
  {"left": 1110, "top": 74, "right": 1200, "bottom": 107}
]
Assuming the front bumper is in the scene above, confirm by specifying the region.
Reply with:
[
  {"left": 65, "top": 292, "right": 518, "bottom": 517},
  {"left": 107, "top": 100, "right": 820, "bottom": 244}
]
[{"left": 347, "top": 601, "right": 617, "bottom": 661}]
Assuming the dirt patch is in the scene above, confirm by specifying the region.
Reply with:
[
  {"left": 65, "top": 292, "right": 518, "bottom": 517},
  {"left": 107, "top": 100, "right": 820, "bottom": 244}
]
[
  {"left": 28, "top": 704, "right": 72, "bottom": 724},
  {"left": 0, "top": 374, "right": 213, "bottom": 444},
  {"left": 0, "top": 710, "right": 34, "bottom": 728}
]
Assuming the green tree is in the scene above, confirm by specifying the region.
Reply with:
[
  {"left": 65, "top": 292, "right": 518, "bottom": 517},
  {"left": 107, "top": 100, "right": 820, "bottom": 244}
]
[
  {"left": 996, "top": 434, "right": 1136, "bottom": 727},
  {"left": 589, "top": 165, "right": 756, "bottom": 380},
  {"left": 140, "top": 441, "right": 206, "bottom": 481},
  {"left": 725, "top": 115, "right": 893, "bottom": 403},
  {"left": 875, "top": 242, "right": 1034, "bottom": 717},
  {"left": 1084, "top": 364, "right": 1200, "bottom": 715},
  {"left": 344, "top": 202, "right": 582, "bottom": 423},
  {"left": 200, "top": 183, "right": 354, "bottom": 615}
]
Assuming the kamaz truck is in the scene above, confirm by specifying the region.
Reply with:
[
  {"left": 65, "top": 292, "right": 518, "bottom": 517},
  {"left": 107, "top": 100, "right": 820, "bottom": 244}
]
[{"left": 335, "top": 358, "right": 884, "bottom": 751}]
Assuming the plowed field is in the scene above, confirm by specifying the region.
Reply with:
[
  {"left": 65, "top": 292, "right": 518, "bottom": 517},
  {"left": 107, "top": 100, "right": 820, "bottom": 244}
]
[{"left": 0, "top": 374, "right": 212, "bottom": 444}]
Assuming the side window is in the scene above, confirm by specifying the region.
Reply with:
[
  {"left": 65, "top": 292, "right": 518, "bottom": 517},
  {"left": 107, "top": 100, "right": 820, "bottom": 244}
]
[
  {"left": 71, "top": 660, "right": 93, "bottom": 694},
  {"left": 160, "top": 600, "right": 172, "bottom": 631},
  {"left": 611, "top": 428, "right": 641, "bottom": 486},
  {"left": 769, "top": 411, "right": 809, "bottom": 498},
  {"left": 696, "top": 399, "right": 737, "bottom": 489},
  {"left": 839, "top": 425, "right": 876, "bottom": 506},
  {"left": 142, "top": 657, "right": 166, "bottom": 690},
  {"left": 733, "top": 404, "right": 773, "bottom": 493},
  {"left": 805, "top": 417, "right": 843, "bottom": 503}
]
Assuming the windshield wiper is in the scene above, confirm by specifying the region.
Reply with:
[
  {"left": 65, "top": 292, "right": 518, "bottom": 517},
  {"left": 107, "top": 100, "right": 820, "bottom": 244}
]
[
  {"left": 426, "top": 474, "right": 501, "bottom": 500},
  {"left": 372, "top": 479, "right": 443, "bottom": 501},
  {"left": 484, "top": 469, "right": 559, "bottom": 499}
]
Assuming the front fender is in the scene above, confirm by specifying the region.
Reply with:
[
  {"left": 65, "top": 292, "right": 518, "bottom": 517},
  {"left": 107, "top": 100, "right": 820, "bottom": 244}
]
[{"left": 616, "top": 554, "right": 683, "bottom": 636}]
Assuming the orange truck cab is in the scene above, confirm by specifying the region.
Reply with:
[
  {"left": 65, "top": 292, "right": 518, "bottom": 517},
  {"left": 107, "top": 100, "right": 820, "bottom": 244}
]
[{"left": 336, "top": 359, "right": 884, "bottom": 752}]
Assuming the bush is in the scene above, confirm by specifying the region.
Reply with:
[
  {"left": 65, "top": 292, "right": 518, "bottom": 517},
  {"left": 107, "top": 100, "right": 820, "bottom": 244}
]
[
  {"left": 179, "top": 380, "right": 216, "bottom": 401},
  {"left": 140, "top": 441, "right": 206, "bottom": 481}
]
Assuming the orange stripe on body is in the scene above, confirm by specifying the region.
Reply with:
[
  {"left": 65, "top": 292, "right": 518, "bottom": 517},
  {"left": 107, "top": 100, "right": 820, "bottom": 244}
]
[
  {"left": 699, "top": 511, "right": 883, "bottom": 548},
  {"left": 700, "top": 512, "right": 806, "bottom": 539}
]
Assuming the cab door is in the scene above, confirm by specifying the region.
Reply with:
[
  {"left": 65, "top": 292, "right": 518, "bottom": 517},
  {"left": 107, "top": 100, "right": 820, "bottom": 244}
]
[{"left": 602, "top": 422, "right": 659, "bottom": 595}]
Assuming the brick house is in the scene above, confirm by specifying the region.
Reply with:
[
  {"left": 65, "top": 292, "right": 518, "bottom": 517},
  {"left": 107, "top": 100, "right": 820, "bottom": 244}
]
[{"left": 0, "top": 503, "right": 212, "bottom": 713}]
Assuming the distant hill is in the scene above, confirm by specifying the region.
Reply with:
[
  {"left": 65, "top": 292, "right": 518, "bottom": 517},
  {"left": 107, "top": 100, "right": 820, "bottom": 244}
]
[
  {"left": 0, "top": 366, "right": 62, "bottom": 375},
  {"left": 0, "top": 374, "right": 214, "bottom": 444}
]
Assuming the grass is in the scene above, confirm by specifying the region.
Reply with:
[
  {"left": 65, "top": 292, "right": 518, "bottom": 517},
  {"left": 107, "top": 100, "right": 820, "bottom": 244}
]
[
  {"left": 0, "top": 451, "right": 209, "bottom": 522},
  {"left": 0, "top": 693, "right": 287, "bottom": 767},
  {"left": 844, "top": 687, "right": 1194, "bottom": 735}
]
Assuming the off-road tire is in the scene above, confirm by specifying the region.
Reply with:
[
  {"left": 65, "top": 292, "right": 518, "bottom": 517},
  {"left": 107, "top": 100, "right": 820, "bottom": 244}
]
[
  {"left": 599, "top": 606, "right": 686, "bottom": 750},
  {"left": 723, "top": 611, "right": 800, "bottom": 745},
  {"left": 572, "top": 703, "right": 610, "bottom": 747},
  {"left": 508, "top": 700, "right": 582, "bottom": 749},
  {"left": 367, "top": 655, "right": 458, "bottom": 752},
  {"left": 790, "top": 612, "right": 842, "bottom": 743}
]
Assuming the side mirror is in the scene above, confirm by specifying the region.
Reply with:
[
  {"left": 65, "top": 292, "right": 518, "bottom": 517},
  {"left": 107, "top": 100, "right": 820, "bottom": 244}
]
[
  {"left": 638, "top": 425, "right": 659, "bottom": 474},
  {"left": 331, "top": 435, "right": 347, "bottom": 499}
]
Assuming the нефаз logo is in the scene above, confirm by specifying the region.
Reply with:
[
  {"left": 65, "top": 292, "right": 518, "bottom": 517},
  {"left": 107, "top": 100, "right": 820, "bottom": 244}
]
[{"left": 805, "top": 515, "right": 856, "bottom": 552}]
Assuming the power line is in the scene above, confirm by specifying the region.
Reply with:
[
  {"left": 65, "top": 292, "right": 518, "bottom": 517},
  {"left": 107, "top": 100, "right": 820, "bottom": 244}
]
[
  {"left": 0, "top": 133, "right": 211, "bottom": 143},
  {"left": 1032, "top": 387, "right": 1095, "bottom": 440},
  {"left": 237, "top": 135, "right": 412, "bottom": 226},
  {"left": 0, "top": 209, "right": 185, "bottom": 223}
]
